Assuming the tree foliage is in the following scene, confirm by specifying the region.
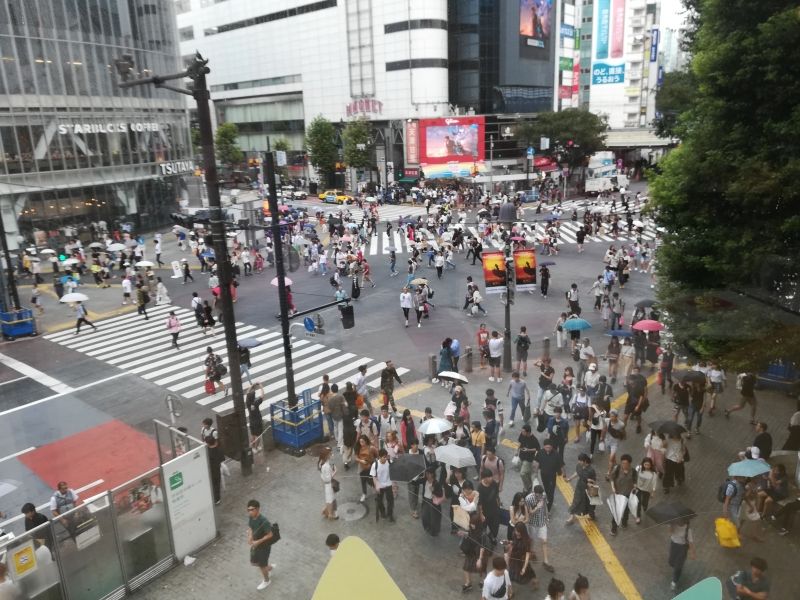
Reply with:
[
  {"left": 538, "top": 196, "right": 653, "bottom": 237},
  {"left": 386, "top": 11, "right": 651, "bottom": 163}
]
[
  {"left": 305, "top": 115, "right": 338, "bottom": 181},
  {"left": 342, "top": 118, "right": 373, "bottom": 170},
  {"left": 650, "top": 0, "right": 800, "bottom": 370},
  {"left": 273, "top": 138, "right": 290, "bottom": 153},
  {"left": 653, "top": 70, "right": 696, "bottom": 139},
  {"left": 515, "top": 109, "right": 607, "bottom": 169},
  {"left": 214, "top": 122, "right": 243, "bottom": 166}
]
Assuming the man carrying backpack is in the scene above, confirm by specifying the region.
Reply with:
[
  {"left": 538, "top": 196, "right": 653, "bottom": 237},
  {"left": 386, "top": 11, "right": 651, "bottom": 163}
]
[
  {"left": 204, "top": 346, "right": 227, "bottom": 396},
  {"left": 721, "top": 475, "right": 746, "bottom": 527},
  {"left": 376, "top": 405, "right": 398, "bottom": 449},
  {"left": 355, "top": 409, "right": 379, "bottom": 448}
]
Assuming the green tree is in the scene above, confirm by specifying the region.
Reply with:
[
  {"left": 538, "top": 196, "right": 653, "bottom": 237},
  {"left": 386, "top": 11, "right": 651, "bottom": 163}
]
[
  {"left": 650, "top": 0, "right": 800, "bottom": 370},
  {"left": 653, "top": 70, "right": 696, "bottom": 139},
  {"left": 342, "top": 118, "right": 373, "bottom": 170},
  {"left": 305, "top": 115, "right": 338, "bottom": 182},
  {"left": 273, "top": 138, "right": 290, "bottom": 152},
  {"left": 190, "top": 126, "right": 201, "bottom": 156},
  {"left": 515, "top": 109, "right": 607, "bottom": 169},
  {"left": 214, "top": 122, "right": 243, "bottom": 166}
]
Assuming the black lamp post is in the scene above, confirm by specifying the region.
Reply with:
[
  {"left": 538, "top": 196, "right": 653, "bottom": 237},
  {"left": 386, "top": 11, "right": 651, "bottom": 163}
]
[
  {"left": 498, "top": 200, "right": 517, "bottom": 373},
  {"left": 113, "top": 53, "right": 253, "bottom": 475}
]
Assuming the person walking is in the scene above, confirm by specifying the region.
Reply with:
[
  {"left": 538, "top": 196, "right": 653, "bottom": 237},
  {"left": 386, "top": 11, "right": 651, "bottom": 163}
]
[
  {"left": 246, "top": 499, "right": 275, "bottom": 590},
  {"left": 165, "top": 310, "right": 181, "bottom": 350},
  {"left": 135, "top": 283, "right": 150, "bottom": 320},
  {"left": 203, "top": 346, "right": 227, "bottom": 396},
  {"left": 380, "top": 361, "right": 402, "bottom": 413},
  {"left": 725, "top": 372, "right": 758, "bottom": 423},
  {"left": 370, "top": 448, "right": 395, "bottom": 522},
  {"left": 239, "top": 344, "right": 253, "bottom": 386},
  {"left": 667, "top": 519, "right": 695, "bottom": 592},
  {"left": 74, "top": 301, "right": 96, "bottom": 334},
  {"left": 488, "top": 330, "right": 504, "bottom": 382},
  {"left": 355, "top": 435, "right": 378, "bottom": 503},
  {"left": 202, "top": 419, "right": 224, "bottom": 504},
  {"left": 517, "top": 424, "right": 540, "bottom": 493},
  {"left": 482, "top": 556, "right": 512, "bottom": 600},
  {"left": 420, "top": 467, "right": 445, "bottom": 536},
  {"left": 413, "top": 288, "right": 425, "bottom": 328},
  {"left": 514, "top": 326, "right": 531, "bottom": 376},
  {"left": 155, "top": 277, "right": 171, "bottom": 305},
  {"left": 504, "top": 522, "right": 538, "bottom": 591},
  {"left": 507, "top": 371, "right": 531, "bottom": 427},
  {"left": 327, "top": 383, "right": 346, "bottom": 455},
  {"left": 460, "top": 511, "right": 490, "bottom": 593},
  {"left": 662, "top": 432, "right": 687, "bottom": 494},
  {"left": 565, "top": 453, "right": 598, "bottom": 524},
  {"left": 318, "top": 446, "right": 338, "bottom": 520},
  {"left": 536, "top": 439, "right": 564, "bottom": 511},
  {"left": 246, "top": 383, "right": 265, "bottom": 450},
  {"left": 399, "top": 287, "right": 413, "bottom": 327},
  {"left": 609, "top": 454, "right": 636, "bottom": 535}
]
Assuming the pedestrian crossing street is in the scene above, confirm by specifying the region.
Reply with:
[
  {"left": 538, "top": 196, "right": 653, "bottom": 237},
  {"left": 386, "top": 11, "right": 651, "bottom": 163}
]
[
  {"left": 327, "top": 218, "right": 659, "bottom": 258},
  {"left": 43, "top": 304, "right": 409, "bottom": 419}
]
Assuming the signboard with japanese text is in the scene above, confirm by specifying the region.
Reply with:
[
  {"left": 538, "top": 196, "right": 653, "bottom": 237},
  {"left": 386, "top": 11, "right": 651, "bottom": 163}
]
[
  {"left": 405, "top": 120, "right": 420, "bottom": 165},
  {"left": 592, "top": 0, "right": 625, "bottom": 85}
]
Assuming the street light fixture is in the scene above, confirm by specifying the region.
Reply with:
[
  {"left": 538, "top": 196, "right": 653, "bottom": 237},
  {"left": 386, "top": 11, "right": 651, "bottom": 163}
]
[
  {"left": 113, "top": 52, "right": 253, "bottom": 475},
  {"left": 498, "top": 200, "right": 517, "bottom": 373}
]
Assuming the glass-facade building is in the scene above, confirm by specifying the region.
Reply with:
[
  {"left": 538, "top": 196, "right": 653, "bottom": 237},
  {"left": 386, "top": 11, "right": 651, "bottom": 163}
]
[{"left": 0, "top": 0, "right": 192, "bottom": 249}]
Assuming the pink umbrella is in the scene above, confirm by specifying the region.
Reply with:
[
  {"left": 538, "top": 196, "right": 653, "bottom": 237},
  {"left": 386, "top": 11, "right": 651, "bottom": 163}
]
[{"left": 632, "top": 319, "right": 664, "bottom": 332}]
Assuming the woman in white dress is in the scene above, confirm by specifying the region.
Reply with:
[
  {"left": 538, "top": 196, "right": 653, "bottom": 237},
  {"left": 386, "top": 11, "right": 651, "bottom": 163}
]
[{"left": 318, "top": 447, "right": 338, "bottom": 520}]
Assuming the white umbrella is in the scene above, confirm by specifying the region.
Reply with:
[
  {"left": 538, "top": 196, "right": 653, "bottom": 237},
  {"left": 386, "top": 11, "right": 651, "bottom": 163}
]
[
  {"left": 88, "top": 242, "right": 104, "bottom": 249},
  {"left": 26, "top": 247, "right": 37, "bottom": 254},
  {"left": 418, "top": 418, "right": 453, "bottom": 436},
  {"left": 438, "top": 371, "right": 468, "bottom": 384},
  {"left": 270, "top": 276, "right": 293, "bottom": 287},
  {"left": 61, "top": 258, "right": 80, "bottom": 266},
  {"left": 365, "top": 197, "right": 378, "bottom": 203},
  {"left": 632, "top": 220, "right": 644, "bottom": 228},
  {"left": 59, "top": 292, "right": 89, "bottom": 303},
  {"left": 434, "top": 444, "right": 476, "bottom": 468},
  {"left": 106, "top": 243, "right": 126, "bottom": 251},
  {"left": 606, "top": 493, "right": 629, "bottom": 526},
  {"left": 135, "top": 260, "right": 155, "bottom": 268},
  {"left": 40, "top": 249, "right": 56, "bottom": 255}
]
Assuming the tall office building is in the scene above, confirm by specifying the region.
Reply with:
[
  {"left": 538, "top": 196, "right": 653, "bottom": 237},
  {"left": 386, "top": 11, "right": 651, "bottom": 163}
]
[{"left": 0, "top": 0, "right": 192, "bottom": 250}]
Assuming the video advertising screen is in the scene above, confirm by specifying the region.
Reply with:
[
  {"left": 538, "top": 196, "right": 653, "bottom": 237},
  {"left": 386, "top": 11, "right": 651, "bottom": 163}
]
[
  {"left": 419, "top": 116, "right": 485, "bottom": 165},
  {"left": 519, "top": 0, "right": 552, "bottom": 54}
]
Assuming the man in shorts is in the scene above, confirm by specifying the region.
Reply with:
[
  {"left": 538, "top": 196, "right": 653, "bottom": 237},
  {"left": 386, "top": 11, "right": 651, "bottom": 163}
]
[
  {"left": 247, "top": 499, "right": 275, "bottom": 590},
  {"left": 488, "top": 330, "right": 504, "bottom": 383},
  {"left": 524, "top": 484, "right": 555, "bottom": 572},
  {"left": 725, "top": 372, "right": 758, "bottom": 423}
]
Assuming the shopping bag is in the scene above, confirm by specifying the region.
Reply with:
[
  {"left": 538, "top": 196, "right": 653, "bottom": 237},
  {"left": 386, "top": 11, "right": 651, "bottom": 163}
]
[
  {"left": 453, "top": 506, "right": 470, "bottom": 530},
  {"left": 627, "top": 491, "right": 640, "bottom": 517},
  {"left": 204, "top": 379, "right": 215, "bottom": 395},
  {"left": 714, "top": 517, "right": 741, "bottom": 548}
]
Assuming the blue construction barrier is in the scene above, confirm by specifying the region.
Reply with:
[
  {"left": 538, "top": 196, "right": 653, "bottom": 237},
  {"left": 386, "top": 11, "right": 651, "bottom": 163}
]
[
  {"left": 1, "top": 308, "right": 37, "bottom": 339},
  {"left": 269, "top": 394, "right": 324, "bottom": 450}
]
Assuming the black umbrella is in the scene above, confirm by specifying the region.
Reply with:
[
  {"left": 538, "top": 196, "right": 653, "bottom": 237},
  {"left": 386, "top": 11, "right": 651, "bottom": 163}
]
[
  {"left": 388, "top": 453, "right": 426, "bottom": 482},
  {"left": 648, "top": 420, "right": 688, "bottom": 437},
  {"left": 635, "top": 299, "right": 657, "bottom": 308},
  {"left": 678, "top": 371, "right": 707, "bottom": 384},
  {"left": 646, "top": 500, "right": 696, "bottom": 525}
]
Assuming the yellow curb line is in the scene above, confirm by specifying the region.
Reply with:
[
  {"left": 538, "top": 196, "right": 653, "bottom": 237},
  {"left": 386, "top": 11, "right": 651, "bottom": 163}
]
[
  {"left": 498, "top": 373, "right": 657, "bottom": 600},
  {"left": 42, "top": 305, "right": 138, "bottom": 334}
]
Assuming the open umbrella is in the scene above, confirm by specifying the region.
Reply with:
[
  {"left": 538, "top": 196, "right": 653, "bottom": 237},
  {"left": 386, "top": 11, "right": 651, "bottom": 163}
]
[
  {"left": 727, "top": 459, "right": 771, "bottom": 478},
  {"left": 106, "top": 243, "right": 126, "bottom": 251},
  {"left": 135, "top": 260, "right": 154, "bottom": 268},
  {"left": 634, "top": 298, "right": 656, "bottom": 308},
  {"left": 649, "top": 420, "right": 687, "bottom": 437},
  {"left": 388, "top": 453, "right": 426, "bottom": 482},
  {"left": 562, "top": 318, "right": 592, "bottom": 332},
  {"left": 238, "top": 338, "right": 262, "bottom": 349},
  {"left": 606, "top": 329, "right": 633, "bottom": 337},
  {"left": 646, "top": 500, "right": 696, "bottom": 525},
  {"left": 39, "top": 249, "right": 56, "bottom": 255},
  {"left": 61, "top": 258, "right": 80, "bottom": 266},
  {"left": 270, "top": 276, "right": 293, "bottom": 287},
  {"left": 435, "top": 444, "right": 476, "bottom": 469},
  {"left": 59, "top": 292, "right": 89, "bottom": 303},
  {"left": 678, "top": 370, "right": 707, "bottom": 384},
  {"left": 675, "top": 577, "right": 722, "bottom": 600},
  {"left": 410, "top": 277, "right": 428, "bottom": 286},
  {"left": 606, "top": 493, "right": 629, "bottom": 526},
  {"left": 438, "top": 371, "right": 468, "bottom": 384},
  {"left": 539, "top": 261, "right": 556, "bottom": 267},
  {"left": 418, "top": 418, "right": 453, "bottom": 436},
  {"left": 200, "top": 250, "right": 215, "bottom": 259},
  {"left": 88, "top": 242, "right": 103, "bottom": 249},
  {"left": 631, "top": 319, "right": 664, "bottom": 331}
]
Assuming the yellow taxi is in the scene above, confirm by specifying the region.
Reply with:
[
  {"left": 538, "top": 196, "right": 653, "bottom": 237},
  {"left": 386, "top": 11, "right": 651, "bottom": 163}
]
[{"left": 318, "top": 189, "right": 352, "bottom": 204}]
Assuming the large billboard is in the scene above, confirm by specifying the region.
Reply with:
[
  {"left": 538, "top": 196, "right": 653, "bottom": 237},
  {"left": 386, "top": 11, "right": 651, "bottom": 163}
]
[
  {"left": 419, "top": 116, "right": 484, "bottom": 163},
  {"left": 519, "top": 0, "right": 553, "bottom": 53},
  {"left": 592, "top": 0, "right": 626, "bottom": 85}
]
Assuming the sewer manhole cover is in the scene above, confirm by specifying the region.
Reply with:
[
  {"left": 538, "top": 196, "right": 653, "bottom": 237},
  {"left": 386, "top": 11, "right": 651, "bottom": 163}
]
[{"left": 338, "top": 501, "right": 368, "bottom": 522}]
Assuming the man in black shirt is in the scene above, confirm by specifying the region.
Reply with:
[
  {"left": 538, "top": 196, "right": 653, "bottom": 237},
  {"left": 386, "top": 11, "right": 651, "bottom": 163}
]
[
  {"left": 751, "top": 422, "right": 773, "bottom": 460},
  {"left": 380, "top": 360, "right": 403, "bottom": 413},
  {"left": 22, "top": 502, "right": 53, "bottom": 554},
  {"left": 517, "top": 424, "right": 541, "bottom": 494},
  {"left": 623, "top": 367, "right": 648, "bottom": 433},
  {"left": 672, "top": 380, "right": 690, "bottom": 423},
  {"left": 725, "top": 372, "right": 758, "bottom": 423},
  {"left": 535, "top": 439, "right": 564, "bottom": 511}
]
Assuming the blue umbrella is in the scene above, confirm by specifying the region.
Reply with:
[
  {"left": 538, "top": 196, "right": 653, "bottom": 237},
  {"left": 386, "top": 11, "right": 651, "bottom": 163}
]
[
  {"left": 200, "top": 250, "right": 215, "bottom": 259},
  {"left": 238, "top": 338, "right": 262, "bottom": 349},
  {"left": 562, "top": 318, "right": 592, "bottom": 332},
  {"left": 606, "top": 329, "right": 633, "bottom": 337},
  {"left": 727, "top": 459, "right": 771, "bottom": 478},
  {"left": 675, "top": 577, "right": 722, "bottom": 600},
  {"left": 543, "top": 214, "right": 559, "bottom": 221}
]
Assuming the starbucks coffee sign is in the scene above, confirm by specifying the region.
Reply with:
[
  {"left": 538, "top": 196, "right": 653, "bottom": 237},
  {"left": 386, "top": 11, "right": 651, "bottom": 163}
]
[{"left": 57, "top": 122, "right": 161, "bottom": 134}]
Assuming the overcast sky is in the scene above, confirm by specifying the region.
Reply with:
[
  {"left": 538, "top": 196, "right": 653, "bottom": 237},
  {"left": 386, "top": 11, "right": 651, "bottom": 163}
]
[{"left": 660, "top": 0, "right": 688, "bottom": 30}]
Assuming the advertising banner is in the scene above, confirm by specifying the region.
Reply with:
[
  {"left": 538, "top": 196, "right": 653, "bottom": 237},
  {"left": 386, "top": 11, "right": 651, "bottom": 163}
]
[
  {"left": 560, "top": 24, "right": 575, "bottom": 38},
  {"left": 595, "top": 0, "right": 610, "bottom": 59},
  {"left": 162, "top": 445, "right": 216, "bottom": 560},
  {"left": 559, "top": 85, "right": 572, "bottom": 99},
  {"left": 419, "top": 116, "right": 484, "bottom": 165},
  {"left": 610, "top": 0, "right": 626, "bottom": 58},
  {"left": 519, "top": 0, "right": 553, "bottom": 51},
  {"left": 405, "top": 120, "right": 420, "bottom": 165},
  {"left": 650, "top": 28, "right": 659, "bottom": 62},
  {"left": 513, "top": 249, "right": 537, "bottom": 291},
  {"left": 481, "top": 251, "right": 507, "bottom": 295},
  {"left": 559, "top": 56, "right": 573, "bottom": 71}
]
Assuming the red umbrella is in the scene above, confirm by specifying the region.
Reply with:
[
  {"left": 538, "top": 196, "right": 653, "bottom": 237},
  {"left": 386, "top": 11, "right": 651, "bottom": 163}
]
[{"left": 632, "top": 319, "right": 664, "bottom": 332}]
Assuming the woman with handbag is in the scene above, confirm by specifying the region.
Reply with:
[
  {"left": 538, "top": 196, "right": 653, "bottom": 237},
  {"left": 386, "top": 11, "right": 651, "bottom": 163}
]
[
  {"left": 662, "top": 432, "right": 687, "bottom": 494},
  {"left": 504, "top": 522, "right": 538, "bottom": 592},
  {"left": 421, "top": 468, "right": 445, "bottom": 536},
  {"left": 459, "top": 511, "right": 491, "bottom": 594},
  {"left": 318, "top": 447, "right": 339, "bottom": 520},
  {"left": 566, "top": 453, "right": 598, "bottom": 524}
]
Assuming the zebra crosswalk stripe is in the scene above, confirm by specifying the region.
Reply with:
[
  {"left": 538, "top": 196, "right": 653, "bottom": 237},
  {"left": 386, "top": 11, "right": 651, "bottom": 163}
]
[{"left": 44, "top": 306, "right": 412, "bottom": 418}]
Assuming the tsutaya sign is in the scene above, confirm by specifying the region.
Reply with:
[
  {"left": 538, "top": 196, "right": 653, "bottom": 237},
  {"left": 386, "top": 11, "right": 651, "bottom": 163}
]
[
  {"left": 57, "top": 122, "right": 161, "bottom": 134},
  {"left": 345, "top": 98, "right": 383, "bottom": 117},
  {"left": 159, "top": 160, "right": 195, "bottom": 176}
]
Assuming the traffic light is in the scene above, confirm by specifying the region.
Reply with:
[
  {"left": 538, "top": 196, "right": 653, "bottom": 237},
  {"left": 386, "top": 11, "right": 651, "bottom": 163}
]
[{"left": 340, "top": 305, "right": 354, "bottom": 329}]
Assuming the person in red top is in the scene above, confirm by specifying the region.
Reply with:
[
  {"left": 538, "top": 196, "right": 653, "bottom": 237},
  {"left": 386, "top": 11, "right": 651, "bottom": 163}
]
[
  {"left": 361, "top": 259, "right": 375, "bottom": 288},
  {"left": 477, "top": 323, "right": 490, "bottom": 369}
]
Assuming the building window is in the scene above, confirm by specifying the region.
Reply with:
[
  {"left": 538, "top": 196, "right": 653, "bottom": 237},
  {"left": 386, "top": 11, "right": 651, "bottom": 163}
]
[
  {"left": 209, "top": 74, "right": 302, "bottom": 92},
  {"left": 179, "top": 26, "right": 194, "bottom": 41},
  {"left": 174, "top": 0, "right": 191, "bottom": 14},
  {"left": 384, "top": 19, "right": 448, "bottom": 34},
  {"left": 386, "top": 58, "right": 448, "bottom": 71},
  {"left": 204, "top": 0, "right": 337, "bottom": 36}
]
